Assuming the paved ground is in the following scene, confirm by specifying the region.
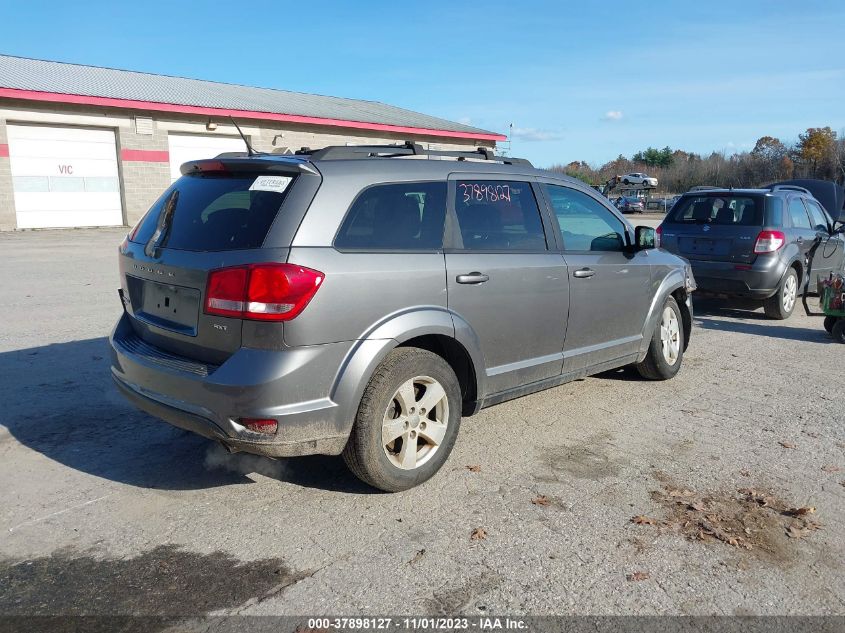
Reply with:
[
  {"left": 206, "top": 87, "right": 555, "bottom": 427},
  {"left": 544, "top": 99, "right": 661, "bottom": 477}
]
[{"left": 1, "top": 228, "right": 843, "bottom": 619}]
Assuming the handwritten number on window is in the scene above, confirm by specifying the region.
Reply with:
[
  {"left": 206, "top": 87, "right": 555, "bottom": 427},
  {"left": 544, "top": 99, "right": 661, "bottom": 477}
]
[{"left": 459, "top": 183, "right": 511, "bottom": 204}]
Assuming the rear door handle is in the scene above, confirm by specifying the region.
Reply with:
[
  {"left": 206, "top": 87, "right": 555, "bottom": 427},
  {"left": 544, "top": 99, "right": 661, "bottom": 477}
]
[
  {"left": 456, "top": 272, "right": 489, "bottom": 284},
  {"left": 797, "top": 237, "right": 804, "bottom": 245},
  {"left": 573, "top": 268, "right": 595, "bottom": 278}
]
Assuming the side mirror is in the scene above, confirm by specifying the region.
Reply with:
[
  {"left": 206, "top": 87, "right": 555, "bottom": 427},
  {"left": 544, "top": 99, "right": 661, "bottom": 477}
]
[{"left": 635, "top": 225, "right": 656, "bottom": 250}]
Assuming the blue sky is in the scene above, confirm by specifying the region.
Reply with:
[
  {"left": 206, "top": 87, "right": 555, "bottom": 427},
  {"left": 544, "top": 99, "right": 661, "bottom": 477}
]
[{"left": 2, "top": 0, "right": 843, "bottom": 167}]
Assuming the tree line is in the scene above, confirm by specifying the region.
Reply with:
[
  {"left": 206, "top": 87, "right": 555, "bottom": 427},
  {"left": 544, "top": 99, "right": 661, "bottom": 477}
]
[{"left": 550, "top": 127, "right": 845, "bottom": 194}]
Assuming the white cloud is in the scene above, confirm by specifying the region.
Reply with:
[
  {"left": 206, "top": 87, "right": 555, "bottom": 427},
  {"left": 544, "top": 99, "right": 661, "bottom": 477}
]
[
  {"left": 510, "top": 127, "right": 563, "bottom": 142},
  {"left": 602, "top": 110, "right": 623, "bottom": 121},
  {"left": 457, "top": 116, "right": 473, "bottom": 125}
]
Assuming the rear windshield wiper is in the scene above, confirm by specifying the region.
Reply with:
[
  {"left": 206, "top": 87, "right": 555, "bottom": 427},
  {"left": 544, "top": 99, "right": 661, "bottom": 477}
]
[{"left": 145, "top": 190, "right": 179, "bottom": 257}]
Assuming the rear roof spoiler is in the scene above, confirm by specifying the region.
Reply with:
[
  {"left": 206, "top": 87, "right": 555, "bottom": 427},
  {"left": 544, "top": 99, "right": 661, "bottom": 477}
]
[{"left": 180, "top": 155, "right": 318, "bottom": 176}]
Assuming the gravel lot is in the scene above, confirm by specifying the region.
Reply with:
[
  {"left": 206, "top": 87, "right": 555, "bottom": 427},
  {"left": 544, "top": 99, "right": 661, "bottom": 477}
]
[{"left": 0, "top": 227, "right": 843, "bottom": 619}]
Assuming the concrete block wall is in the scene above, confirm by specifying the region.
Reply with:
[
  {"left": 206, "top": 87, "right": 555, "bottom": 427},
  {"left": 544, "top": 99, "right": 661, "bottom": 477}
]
[
  {"left": 0, "top": 118, "right": 14, "bottom": 231},
  {"left": 116, "top": 122, "right": 171, "bottom": 226}
]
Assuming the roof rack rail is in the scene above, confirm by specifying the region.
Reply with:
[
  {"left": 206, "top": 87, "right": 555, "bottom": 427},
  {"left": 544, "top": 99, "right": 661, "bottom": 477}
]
[
  {"left": 294, "top": 141, "right": 532, "bottom": 166},
  {"left": 687, "top": 185, "right": 720, "bottom": 191},
  {"left": 767, "top": 184, "right": 811, "bottom": 194}
]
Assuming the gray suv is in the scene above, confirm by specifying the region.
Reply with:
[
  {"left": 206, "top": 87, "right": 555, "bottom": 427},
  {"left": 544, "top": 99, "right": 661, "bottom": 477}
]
[
  {"left": 658, "top": 181, "right": 845, "bottom": 319},
  {"left": 110, "top": 143, "right": 695, "bottom": 491}
]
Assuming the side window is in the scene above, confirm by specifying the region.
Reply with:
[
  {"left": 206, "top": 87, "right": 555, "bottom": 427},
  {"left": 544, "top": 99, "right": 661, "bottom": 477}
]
[
  {"left": 804, "top": 199, "right": 830, "bottom": 231},
  {"left": 543, "top": 184, "right": 626, "bottom": 252},
  {"left": 453, "top": 180, "right": 547, "bottom": 251},
  {"left": 334, "top": 182, "right": 446, "bottom": 250},
  {"left": 787, "top": 198, "right": 812, "bottom": 229}
]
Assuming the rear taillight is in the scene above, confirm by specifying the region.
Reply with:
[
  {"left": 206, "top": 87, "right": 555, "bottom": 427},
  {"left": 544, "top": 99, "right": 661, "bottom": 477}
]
[
  {"left": 205, "top": 263, "right": 323, "bottom": 321},
  {"left": 655, "top": 224, "right": 662, "bottom": 248},
  {"left": 753, "top": 230, "right": 786, "bottom": 254},
  {"left": 240, "top": 418, "right": 278, "bottom": 435}
]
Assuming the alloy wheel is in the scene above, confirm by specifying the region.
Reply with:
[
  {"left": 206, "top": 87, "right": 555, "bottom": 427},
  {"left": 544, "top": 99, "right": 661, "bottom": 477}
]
[
  {"left": 382, "top": 376, "right": 449, "bottom": 470},
  {"left": 782, "top": 274, "right": 797, "bottom": 313},
  {"left": 660, "top": 306, "right": 681, "bottom": 365}
]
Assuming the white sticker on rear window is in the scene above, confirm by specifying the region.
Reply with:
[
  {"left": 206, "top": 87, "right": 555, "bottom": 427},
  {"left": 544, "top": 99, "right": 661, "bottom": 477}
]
[{"left": 249, "top": 175, "right": 292, "bottom": 193}]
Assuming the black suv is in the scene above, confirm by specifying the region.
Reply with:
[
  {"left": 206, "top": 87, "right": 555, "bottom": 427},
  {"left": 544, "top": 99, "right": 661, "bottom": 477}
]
[{"left": 658, "top": 180, "right": 845, "bottom": 319}]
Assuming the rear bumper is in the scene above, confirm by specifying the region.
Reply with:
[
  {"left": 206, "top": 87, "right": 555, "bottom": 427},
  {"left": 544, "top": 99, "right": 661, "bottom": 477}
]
[
  {"left": 109, "top": 313, "right": 352, "bottom": 457},
  {"left": 688, "top": 256, "right": 787, "bottom": 299}
]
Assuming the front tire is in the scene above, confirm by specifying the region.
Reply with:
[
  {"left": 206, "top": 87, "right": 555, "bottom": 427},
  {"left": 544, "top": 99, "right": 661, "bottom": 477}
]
[
  {"left": 343, "top": 348, "right": 462, "bottom": 492},
  {"left": 764, "top": 267, "right": 798, "bottom": 320},
  {"left": 636, "top": 296, "right": 684, "bottom": 380},
  {"left": 832, "top": 320, "right": 845, "bottom": 344},
  {"left": 824, "top": 316, "right": 837, "bottom": 333}
]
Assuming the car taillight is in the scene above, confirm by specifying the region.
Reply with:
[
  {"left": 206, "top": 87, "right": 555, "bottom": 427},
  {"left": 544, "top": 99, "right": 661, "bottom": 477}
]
[
  {"left": 753, "top": 230, "right": 786, "bottom": 254},
  {"left": 240, "top": 418, "right": 278, "bottom": 435},
  {"left": 205, "top": 263, "right": 323, "bottom": 321},
  {"left": 655, "top": 224, "right": 662, "bottom": 248}
]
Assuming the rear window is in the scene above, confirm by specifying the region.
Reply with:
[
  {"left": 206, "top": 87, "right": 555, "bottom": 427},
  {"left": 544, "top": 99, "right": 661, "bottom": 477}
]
[
  {"left": 664, "top": 194, "right": 763, "bottom": 226},
  {"left": 130, "top": 173, "right": 295, "bottom": 251},
  {"left": 334, "top": 182, "right": 447, "bottom": 250}
]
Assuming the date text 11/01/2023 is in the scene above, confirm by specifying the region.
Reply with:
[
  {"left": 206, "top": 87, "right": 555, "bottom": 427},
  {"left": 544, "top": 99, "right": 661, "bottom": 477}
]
[{"left": 306, "top": 617, "right": 528, "bottom": 630}]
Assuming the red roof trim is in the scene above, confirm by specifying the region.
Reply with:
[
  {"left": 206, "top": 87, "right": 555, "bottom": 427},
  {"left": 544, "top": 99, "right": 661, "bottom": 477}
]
[
  {"left": 0, "top": 88, "right": 506, "bottom": 142},
  {"left": 121, "top": 149, "right": 169, "bottom": 162}
]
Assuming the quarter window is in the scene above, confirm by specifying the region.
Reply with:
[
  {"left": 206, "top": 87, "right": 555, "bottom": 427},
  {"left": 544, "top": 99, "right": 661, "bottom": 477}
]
[
  {"left": 453, "top": 180, "right": 547, "bottom": 251},
  {"left": 543, "top": 184, "right": 626, "bottom": 252},
  {"left": 787, "top": 198, "right": 812, "bottom": 229},
  {"left": 335, "top": 182, "right": 447, "bottom": 250}
]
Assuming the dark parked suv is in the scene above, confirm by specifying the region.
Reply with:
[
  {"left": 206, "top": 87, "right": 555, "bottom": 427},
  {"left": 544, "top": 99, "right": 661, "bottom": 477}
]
[
  {"left": 658, "top": 181, "right": 845, "bottom": 319},
  {"left": 110, "top": 143, "right": 695, "bottom": 491}
]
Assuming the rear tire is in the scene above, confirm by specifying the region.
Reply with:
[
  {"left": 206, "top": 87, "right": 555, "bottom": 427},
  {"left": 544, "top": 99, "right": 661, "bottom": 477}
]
[
  {"left": 636, "top": 296, "right": 684, "bottom": 380},
  {"left": 764, "top": 268, "right": 798, "bottom": 320},
  {"left": 832, "top": 320, "right": 845, "bottom": 344},
  {"left": 342, "top": 348, "right": 461, "bottom": 492},
  {"left": 824, "top": 316, "right": 837, "bottom": 333}
]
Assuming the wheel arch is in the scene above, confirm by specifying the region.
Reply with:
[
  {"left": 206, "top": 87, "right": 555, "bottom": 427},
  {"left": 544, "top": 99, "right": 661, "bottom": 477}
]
[
  {"left": 329, "top": 308, "right": 487, "bottom": 440},
  {"left": 638, "top": 269, "right": 687, "bottom": 360}
]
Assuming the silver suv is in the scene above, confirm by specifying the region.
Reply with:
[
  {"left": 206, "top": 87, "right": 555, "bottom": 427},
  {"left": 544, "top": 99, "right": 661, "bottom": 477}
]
[{"left": 110, "top": 143, "right": 695, "bottom": 491}]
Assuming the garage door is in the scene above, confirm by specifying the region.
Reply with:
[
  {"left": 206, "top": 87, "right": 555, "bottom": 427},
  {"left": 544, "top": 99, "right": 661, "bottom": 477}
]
[
  {"left": 7, "top": 125, "right": 123, "bottom": 229},
  {"left": 167, "top": 134, "right": 247, "bottom": 181}
]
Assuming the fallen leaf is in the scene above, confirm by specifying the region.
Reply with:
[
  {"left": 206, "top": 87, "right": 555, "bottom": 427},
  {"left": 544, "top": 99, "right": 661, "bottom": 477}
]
[
  {"left": 470, "top": 527, "right": 487, "bottom": 540},
  {"left": 778, "top": 441, "right": 796, "bottom": 449},
  {"left": 786, "top": 524, "right": 810, "bottom": 539},
  {"left": 687, "top": 500, "right": 706, "bottom": 512},
  {"left": 738, "top": 488, "right": 774, "bottom": 507},
  {"left": 408, "top": 548, "right": 426, "bottom": 565},
  {"left": 739, "top": 469, "right": 751, "bottom": 477},
  {"left": 466, "top": 464, "right": 481, "bottom": 473},
  {"left": 631, "top": 515, "right": 657, "bottom": 525},
  {"left": 821, "top": 465, "right": 842, "bottom": 473},
  {"left": 627, "top": 571, "right": 650, "bottom": 582},
  {"left": 784, "top": 507, "right": 816, "bottom": 517},
  {"left": 531, "top": 495, "right": 551, "bottom": 506}
]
